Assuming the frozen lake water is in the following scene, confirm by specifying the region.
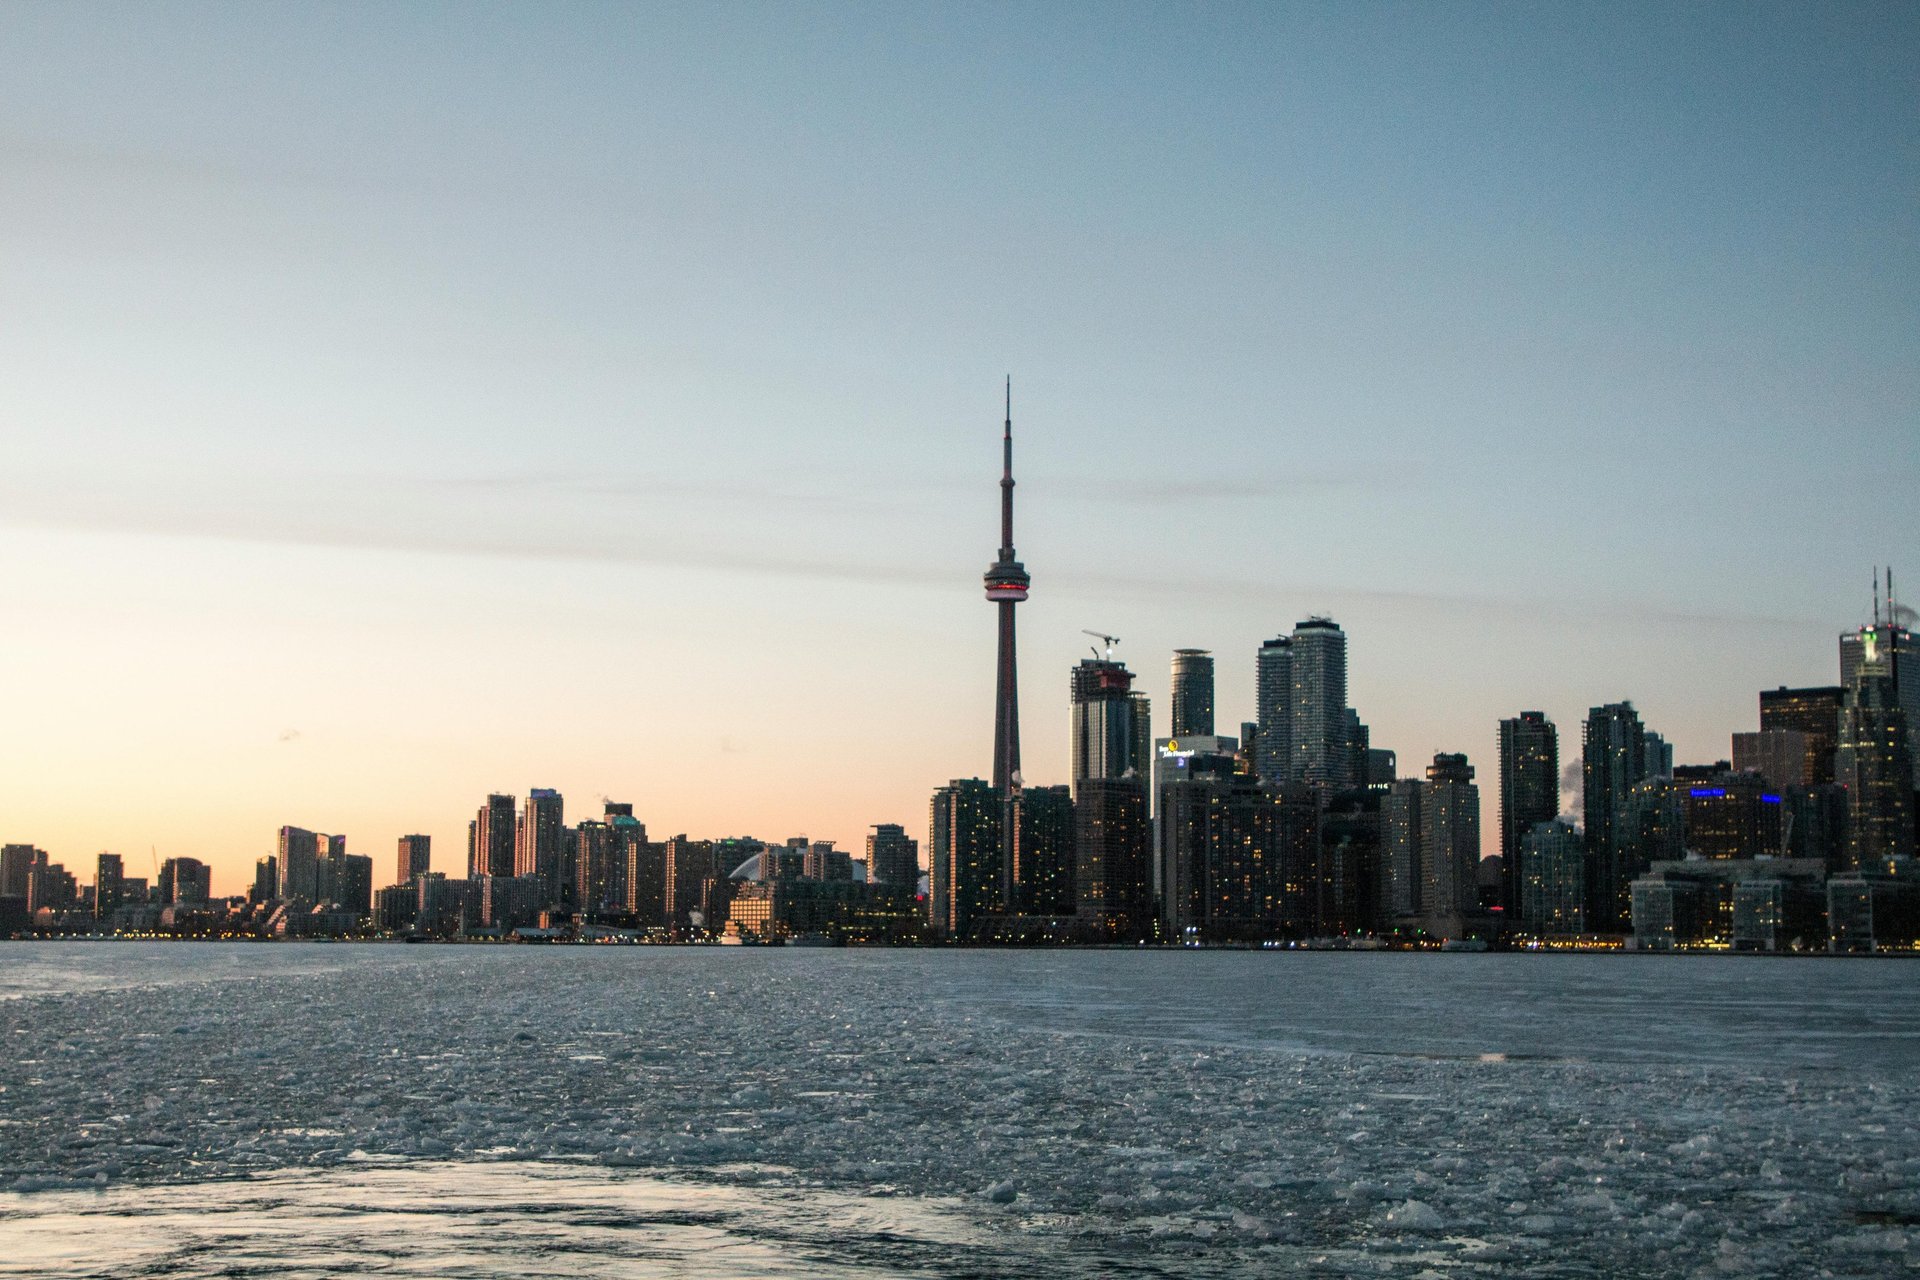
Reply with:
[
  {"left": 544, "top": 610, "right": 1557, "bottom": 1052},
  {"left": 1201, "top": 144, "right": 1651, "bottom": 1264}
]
[{"left": 1, "top": 944, "right": 1916, "bottom": 1277}]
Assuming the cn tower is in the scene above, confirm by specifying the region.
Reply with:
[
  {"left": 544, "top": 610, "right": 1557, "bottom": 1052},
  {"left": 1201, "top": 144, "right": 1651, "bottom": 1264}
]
[{"left": 984, "top": 379, "right": 1029, "bottom": 797}]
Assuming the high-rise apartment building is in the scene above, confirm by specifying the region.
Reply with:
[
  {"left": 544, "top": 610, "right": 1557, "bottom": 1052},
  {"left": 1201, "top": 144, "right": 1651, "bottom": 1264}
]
[
  {"left": 1012, "top": 785, "right": 1075, "bottom": 916},
  {"left": 0, "top": 844, "right": 40, "bottom": 900},
  {"left": 1498, "top": 712, "right": 1559, "bottom": 915},
  {"left": 1169, "top": 649, "right": 1215, "bottom": 737},
  {"left": 1519, "top": 819, "right": 1584, "bottom": 935},
  {"left": 1420, "top": 753, "right": 1481, "bottom": 937},
  {"left": 94, "top": 853, "right": 124, "bottom": 919},
  {"left": 277, "top": 826, "right": 320, "bottom": 904},
  {"left": 1759, "top": 686, "right": 1844, "bottom": 785},
  {"left": 1289, "top": 618, "right": 1351, "bottom": 791},
  {"left": 1382, "top": 779, "right": 1423, "bottom": 921},
  {"left": 866, "top": 823, "right": 920, "bottom": 897},
  {"left": 929, "top": 779, "right": 1001, "bottom": 939},
  {"left": 397, "top": 834, "right": 431, "bottom": 884},
  {"left": 1071, "top": 658, "right": 1151, "bottom": 794},
  {"left": 516, "top": 788, "right": 567, "bottom": 906},
  {"left": 1583, "top": 702, "right": 1649, "bottom": 932},
  {"left": 1254, "top": 636, "right": 1292, "bottom": 785},
  {"left": 469, "top": 794, "right": 517, "bottom": 880},
  {"left": 626, "top": 839, "right": 668, "bottom": 927},
  {"left": 158, "top": 856, "right": 210, "bottom": 905}
]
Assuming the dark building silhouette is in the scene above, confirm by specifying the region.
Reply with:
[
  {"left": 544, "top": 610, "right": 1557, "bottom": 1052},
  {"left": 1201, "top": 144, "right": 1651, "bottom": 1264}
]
[
  {"left": 469, "top": 794, "right": 516, "bottom": 880},
  {"left": 1498, "top": 712, "right": 1559, "bottom": 914},
  {"left": 1013, "top": 784, "right": 1076, "bottom": 916},
  {"left": 1169, "top": 649, "right": 1215, "bottom": 737},
  {"left": 626, "top": 839, "right": 668, "bottom": 927},
  {"left": 1759, "top": 686, "right": 1844, "bottom": 785},
  {"left": 866, "top": 823, "right": 920, "bottom": 897},
  {"left": 94, "top": 853, "right": 125, "bottom": 919},
  {"left": 277, "top": 826, "right": 319, "bottom": 904},
  {"left": 1255, "top": 635, "right": 1292, "bottom": 784},
  {"left": 397, "top": 834, "right": 431, "bottom": 884},
  {"left": 1584, "top": 701, "right": 1650, "bottom": 932},
  {"left": 1075, "top": 776, "right": 1151, "bottom": 940},
  {"left": 930, "top": 778, "right": 1001, "bottom": 938},
  {"left": 1837, "top": 631, "right": 1916, "bottom": 866}
]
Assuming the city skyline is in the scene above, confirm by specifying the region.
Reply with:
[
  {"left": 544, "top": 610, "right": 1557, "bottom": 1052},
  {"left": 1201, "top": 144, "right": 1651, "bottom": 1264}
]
[{"left": 2, "top": 5, "right": 1916, "bottom": 891}]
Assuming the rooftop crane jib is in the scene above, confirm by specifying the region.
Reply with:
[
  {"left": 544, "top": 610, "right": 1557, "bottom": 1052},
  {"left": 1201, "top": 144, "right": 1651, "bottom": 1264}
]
[{"left": 1082, "top": 630, "right": 1120, "bottom": 661}]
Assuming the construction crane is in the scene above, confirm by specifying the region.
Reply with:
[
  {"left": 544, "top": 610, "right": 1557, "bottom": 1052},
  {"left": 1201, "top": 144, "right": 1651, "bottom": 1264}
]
[{"left": 1082, "top": 629, "right": 1120, "bottom": 661}]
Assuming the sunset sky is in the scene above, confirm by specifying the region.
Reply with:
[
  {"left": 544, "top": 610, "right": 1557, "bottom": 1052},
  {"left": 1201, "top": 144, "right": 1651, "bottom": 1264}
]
[{"left": 2, "top": 2, "right": 1916, "bottom": 890}]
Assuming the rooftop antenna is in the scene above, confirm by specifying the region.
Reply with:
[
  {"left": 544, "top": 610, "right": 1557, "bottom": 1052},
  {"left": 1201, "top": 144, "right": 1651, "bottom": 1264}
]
[{"left": 1874, "top": 567, "right": 1882, "bottom": 626}]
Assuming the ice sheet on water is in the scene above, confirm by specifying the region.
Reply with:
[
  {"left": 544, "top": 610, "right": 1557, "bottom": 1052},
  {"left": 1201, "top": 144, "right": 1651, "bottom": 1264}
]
[{"left": 0, "top": 943, "right": 1916, "bottom": 1277}]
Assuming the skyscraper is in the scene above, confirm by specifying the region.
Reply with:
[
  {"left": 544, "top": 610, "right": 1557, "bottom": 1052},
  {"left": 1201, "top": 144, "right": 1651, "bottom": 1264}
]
[
  {"left": 1840, "top": 617, "right": 1918, "bottom": 787},
  {"left": 1254, "top": 636, "right": 1292, "bottom": 785},
  {"left": 1519, "top": 819, "right": 1584, "bottom": 935},
  {"left": 1498, "top": 712, "right": 1559, "bottom": 915},
  {"left": 984, "top": 381, "right": 1029, "bottom": 797},
  {"left": 1420, "top": 753, "right": 1481, "bottom": 938},
  {"left": 94, "top": 852, "right": 124, "bottom": 920},
  {"left": 277, "top": 826, "right": 319, "bottom": 904},
  {"left": 397, "top": 834, "right": 431, "bottom": 884},
  {"left": 1071, "top": 657, "right": 1150, "bottom": 794},
  {"left": 1583, "top": 702, "right": 1649, "bottom": 932},
  {"left": 1759, "top": 686, "right": 1844, "bottom": 785},
  {"left": 1382, "top": 779, "right": 1423, "bottom": 922},
  {"left": 516, "top": 788, "right": 567, "bottom": 906},
  {"left": 929, "top": 778, "right": 1001, "bottom": 939},
  {"left": 1074, "top": 776, "right": 1152, "bottom": 940},
  {"left": 469, "top": 794, "right": 516, "bottom": 880},
  {"left": 1169, "top": 649, "right": 1215, "bottom": 737},
  {"left": 1013, "top": 784, "right": 1076, "bottom": 916},
  {"left": 1837, "top": 627, "right": 1916, "bottom": 867},
  {"left": 1289, "top": 617, "right": 1351, "bottom": 791}
]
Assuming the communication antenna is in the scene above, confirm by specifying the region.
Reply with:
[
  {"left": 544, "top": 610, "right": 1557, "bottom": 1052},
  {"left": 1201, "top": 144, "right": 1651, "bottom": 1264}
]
[
  {"left": 1081, "top": 629, "right": 1120, "bottom": 660},
  {"left": 1874, "top": 567, "right": 1882, "bottom": 626}
]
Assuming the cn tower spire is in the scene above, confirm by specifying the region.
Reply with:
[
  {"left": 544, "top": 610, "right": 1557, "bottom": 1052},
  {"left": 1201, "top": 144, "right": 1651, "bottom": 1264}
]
[{"left": 985, "top": 378, "right": 1030, "bottom": 800}]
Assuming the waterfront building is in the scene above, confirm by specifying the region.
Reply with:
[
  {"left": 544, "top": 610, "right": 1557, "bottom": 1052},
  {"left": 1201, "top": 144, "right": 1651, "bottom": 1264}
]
[
  {"left": 1382, "top": 779, "right": 1423, "bottom": 922},
  {"left": 476, "top": 873, "right": 545, "bottom": 931},
  {"left": 1074, "top": 776, "right": 1151, "bottom": 940},
  {"left": 516, "top": 788, "right": 568, "bottom": 906},
  {"left": 469, "top": 794, "right": 517, "bottom": 880},
  {"left": 1013, "top": 785, "right": 1076, "bottom": 916},
  {"left": 1827, "top": 860, "right": 1920, "bottom": 952},
  {"left": 929, "top": 778, "right": 1001, "bottom": 939},
  {"left": 1169, "top": 649, "right": 1215, "bottom": 737},
  {"left": 865, "top": 824, "right": 920, "bottom": 897},
  {"left": 1420, "top": 753, "right": 1481, "bottom": 939},
  {"left": 626, "top": 839, "right": 668, "bottom": 928},
  {"left": 663, "top": 836, "right": 720, "bottom": 935},
  {"left": 1498, "top": 711, "right": 1559, "bottom": 914},
  {"left": 94, "top": 853, "right": 124, "bottom": 920},
  {"left": 1583, "top": 701, "right": 1651, "bottom": 932},
  {"left": 1518, "top": 819, "right": 1584, "bottom": 935},
  {"left": 397, "top": 834, "right": 431, "bottom": 884},
  {"left": 0, "top": 844, "right": 39, "bottom": 899},
  {"left": 1319, "top": 790, "right": 1381, "bottom": 934},
  {"left": 415, "top": 872, "right": 469, "bottom": 936},
  {"left": 251, "top": 856, "right": 276, "bottom": 904},
  {"left": 1631, "top": 858, "right": 1827, "bottom": 951},
  {"left": 1679, "top": 770, "right": 1784, "bottom": 860},
  {"left": 1254, "top": 636, "right": 1292, "bottom": 785},
  {"left": 726, "top": 878, "right": 922, "bottom": 943},
  {"left": 276, "top": 827, "right": 320, "bottom": 904},
  {"left": 158, "top": 857, "right": 211, "bottom": 905}
]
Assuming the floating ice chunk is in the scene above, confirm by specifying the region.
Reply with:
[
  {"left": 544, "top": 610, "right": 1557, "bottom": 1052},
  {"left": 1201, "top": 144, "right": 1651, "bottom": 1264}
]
[
  {"left": 1384, "top": 1199, "right": 1445, "bottom": 1231},
  {"left": 984, "top": 1179, "right": 1017, "bottom": 1204}
]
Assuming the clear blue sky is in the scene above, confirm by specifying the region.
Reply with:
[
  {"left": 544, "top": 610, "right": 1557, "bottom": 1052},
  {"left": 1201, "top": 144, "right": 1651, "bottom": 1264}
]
[{"left": 2, "top": 2, "right": 1915, "bottom": 882}]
